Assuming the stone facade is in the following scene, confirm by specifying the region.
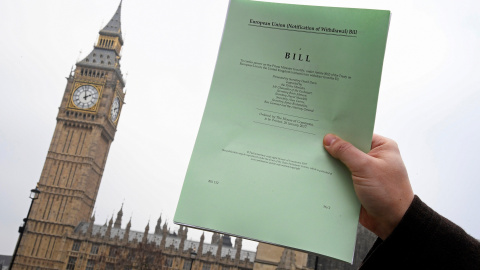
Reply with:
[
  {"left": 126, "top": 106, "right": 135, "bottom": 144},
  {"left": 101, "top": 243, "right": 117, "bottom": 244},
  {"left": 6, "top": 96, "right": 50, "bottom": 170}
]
[
  {"left": 9, "top": 3, "right": 257, "bottom": 269},
  {"left": 61, "top": 208, "right": 255, "bottom": 270},
  {"left": 253, "top": 224, "right": 376, "bottom": 270},
  {"left": 11, "top": 3, "right": 125, "bottom": 269}
]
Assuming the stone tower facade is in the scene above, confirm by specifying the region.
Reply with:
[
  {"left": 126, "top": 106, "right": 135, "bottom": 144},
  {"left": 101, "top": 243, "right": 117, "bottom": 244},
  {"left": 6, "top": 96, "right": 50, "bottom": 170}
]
[{"left": 11, "top": 2, "right": 126, "bottom": 269}]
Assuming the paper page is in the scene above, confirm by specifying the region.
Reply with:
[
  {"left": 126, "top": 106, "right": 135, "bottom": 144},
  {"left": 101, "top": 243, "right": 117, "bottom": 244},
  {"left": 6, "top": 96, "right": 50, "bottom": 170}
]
[{"left": 174, "top": 0, "right": 390, "bottom": 262}]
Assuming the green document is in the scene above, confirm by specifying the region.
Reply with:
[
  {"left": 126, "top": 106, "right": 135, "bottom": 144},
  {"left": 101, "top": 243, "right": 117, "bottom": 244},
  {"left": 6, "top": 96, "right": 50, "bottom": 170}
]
[{"left": 175, "top": 0, "right": 390, "bottom": 263}]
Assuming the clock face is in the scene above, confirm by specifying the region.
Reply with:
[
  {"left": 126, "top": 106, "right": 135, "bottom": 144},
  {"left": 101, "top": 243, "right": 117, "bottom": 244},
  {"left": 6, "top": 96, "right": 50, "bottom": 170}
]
[
  {"left": 72, "top": 85, "right": 99, "bottom": 109},
  {"left": 110, "top": 97, "right": 120, "bottom": 122}
]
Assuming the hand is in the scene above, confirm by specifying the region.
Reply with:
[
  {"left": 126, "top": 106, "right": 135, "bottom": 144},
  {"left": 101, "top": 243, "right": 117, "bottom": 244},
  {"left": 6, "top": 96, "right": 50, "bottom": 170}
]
[
  {"left": 83, "top": 92, "right": 92, "bottom": 100},
  {"left": 323, "top": 134, "right": 414, "bottom": 240}
]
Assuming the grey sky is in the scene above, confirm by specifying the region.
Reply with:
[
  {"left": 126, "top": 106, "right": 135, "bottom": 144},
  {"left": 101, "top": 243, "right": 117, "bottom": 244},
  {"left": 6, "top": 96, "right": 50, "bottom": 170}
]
[{"left": 1, "top": 0, "right": 479, "bottom": 255}]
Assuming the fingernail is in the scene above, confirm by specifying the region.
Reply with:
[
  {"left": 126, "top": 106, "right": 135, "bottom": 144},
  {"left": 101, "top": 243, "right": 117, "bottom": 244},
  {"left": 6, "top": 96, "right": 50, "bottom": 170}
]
[{"left": 324, "top": 134, "right": 337, "bottom": 146}]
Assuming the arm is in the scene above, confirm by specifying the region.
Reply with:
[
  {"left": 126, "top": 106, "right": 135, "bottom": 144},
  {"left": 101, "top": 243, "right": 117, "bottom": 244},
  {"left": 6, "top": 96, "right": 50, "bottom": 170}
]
[
  {"left": 360, "top": 195, "right": 480, "bottom": 269},
  {"left": 323, "top": 134, "right": 480, "bottom": 269}
]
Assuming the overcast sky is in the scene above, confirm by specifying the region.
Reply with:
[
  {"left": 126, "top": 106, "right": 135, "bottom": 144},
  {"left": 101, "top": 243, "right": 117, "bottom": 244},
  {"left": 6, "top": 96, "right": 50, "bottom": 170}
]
[{"left": 1, "top": 0, "right": 479, "bottom": 255}]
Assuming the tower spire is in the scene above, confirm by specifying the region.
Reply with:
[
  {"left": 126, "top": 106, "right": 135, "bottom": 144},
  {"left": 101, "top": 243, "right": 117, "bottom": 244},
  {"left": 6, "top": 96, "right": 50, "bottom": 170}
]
[
  {"left": 216, "top": 234, "right": 223, "bottom": 259},
  {"left": 235, "top": 238, "right": 243, "bottom": 262},
  {"left": 100, "top": 0, "right": 123, "bottom": 41},
  {"left": 114, "top": 202, "right": 124, "bottom": 228},
  {"left": 160, "top": 222, "right": 168, "bottom": 249},
  {"left": 143, "top": 220, "right": 150, "bottom": 244},
  {"left": 106, "top": 216, "right": 114, "bottom": 238},
  {"left": 10, "top": 2, "right": 128, "bottom": 268},
  {"left": 198, "top": 232, "right": 205, "bottom": 255},
  {"left": 154, "top": 214, "right": 162, "bottom": 235},
  {"left": 124, "top": 216, "right": 132, "bottom": 243},
  {"left": 77, "top": 0, "right": 125, "bottom": 80}
]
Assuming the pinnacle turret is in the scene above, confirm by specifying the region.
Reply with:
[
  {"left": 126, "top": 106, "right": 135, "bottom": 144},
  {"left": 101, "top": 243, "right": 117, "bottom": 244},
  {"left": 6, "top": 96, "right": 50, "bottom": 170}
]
[
  {"left": 211, "top": 232, "right": 220, "bottom": 245},
  {"left": 124, "top": 217, "right": 132, "bottom": 243},
  {"left": 235, "top": 238, "right": 243, "bottom": 262},
  {"left": 87, "top": 212, "right": 95, "bottom": 236},
  {"left": 114, "top": 203, "right": 123, "bottom": 228},
  {"left": 143, "top": 220, "right": 150, "bottom": 244},
  {"left": 145, "top": 221, "right": 150, "bottom": 232},
  {"left": 154, "top": 214, "right": 162, "bottom": 234},
  {"left": 216, "top": 234, "right": 223, "bottom": 258},
  {"left": 106, "top": 216, "right": 113, "bottom": 238},
  {"left": 198, "top": 232, "right": 205, "bottom": 255}
]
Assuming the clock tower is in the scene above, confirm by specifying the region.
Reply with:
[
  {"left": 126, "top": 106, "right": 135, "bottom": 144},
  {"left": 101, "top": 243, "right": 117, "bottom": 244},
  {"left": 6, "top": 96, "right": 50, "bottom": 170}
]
[{"left": 11, "top": 2, "right": 126, "bottom": 269}]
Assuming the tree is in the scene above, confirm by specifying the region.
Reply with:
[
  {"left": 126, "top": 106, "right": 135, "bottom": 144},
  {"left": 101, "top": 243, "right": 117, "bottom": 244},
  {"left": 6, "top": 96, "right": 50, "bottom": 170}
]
[{"left": 112, "top": 243, "right": 165, "bottom": 270}]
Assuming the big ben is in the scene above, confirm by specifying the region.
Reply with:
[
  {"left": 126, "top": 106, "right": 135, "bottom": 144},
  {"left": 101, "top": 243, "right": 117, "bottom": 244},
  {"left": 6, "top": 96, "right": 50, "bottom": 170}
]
[{"left": 11, "top": 2, "right": 126, "bottom": 269}]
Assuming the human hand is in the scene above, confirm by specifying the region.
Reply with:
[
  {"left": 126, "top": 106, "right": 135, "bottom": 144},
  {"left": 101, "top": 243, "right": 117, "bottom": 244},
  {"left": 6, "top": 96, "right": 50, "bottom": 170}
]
[{"left": 323, "top": 134, "right": 414, "bottom": 240}]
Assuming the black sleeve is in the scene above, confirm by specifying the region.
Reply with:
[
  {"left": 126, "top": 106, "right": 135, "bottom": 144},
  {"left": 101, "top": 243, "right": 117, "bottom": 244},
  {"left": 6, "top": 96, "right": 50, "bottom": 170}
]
[{"left": 359, "top": 195, "right": 480, "bottom": 270}]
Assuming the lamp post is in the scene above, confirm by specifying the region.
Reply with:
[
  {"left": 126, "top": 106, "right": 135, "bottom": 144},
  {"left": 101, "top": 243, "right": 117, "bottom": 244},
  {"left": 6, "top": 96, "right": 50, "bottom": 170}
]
[{"left": 9, "top": 187, "right": 41, "bottom": 270}]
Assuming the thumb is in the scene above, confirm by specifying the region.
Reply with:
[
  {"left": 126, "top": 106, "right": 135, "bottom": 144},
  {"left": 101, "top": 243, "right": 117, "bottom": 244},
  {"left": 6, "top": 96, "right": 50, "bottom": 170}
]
[{"left": 323, "top": 134, "right": 370, "bottom": 173}]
